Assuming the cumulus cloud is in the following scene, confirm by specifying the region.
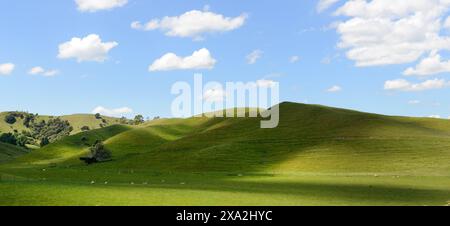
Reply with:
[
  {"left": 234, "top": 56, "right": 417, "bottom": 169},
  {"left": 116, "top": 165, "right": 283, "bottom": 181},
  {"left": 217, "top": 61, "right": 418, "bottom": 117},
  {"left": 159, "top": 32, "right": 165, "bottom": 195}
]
[
  {"left": 0, "top": 63, "right": 15, "bottom": 75},
  {"left": 428, "top": 115, "right": 441, "bottom": 119},
  {"left": 75, "top": 0, "right": 128, "bottom": 12},
  {"left": 444, "top": 16, "right": 450, "bottom": 28},
  {"left": 289, "top": 55, "right": 300, "bottom": 63},
  {"left": 317, "top": 0, "right": 340, "bottom": 13},
  {"left": 384, "top": 78, "right": 449, "bottom": 92},
  {"left": 92, "top": 106, "right": 133, "bottom": 117},
  {"left": 131, "top": 9, "right": 247, "bottom": 39},
  {"left": 403, "top": 51, "right": 450, "bottom": 76},
  {"left": 246, "top": 50, "right": 263, "bottom": 64},
  {"left": 29, "top": 66, "right": 59, "bottom": 77},
  {"left": 149, "top": 48, "right": 216, "bottom": 71},
  {"left": 326, "top": 85, "right": 342, "bottom": 92},
  {"left": 58, "top": 34, "right": 118, "bottom": 62},
  {"left": 333, "top": 0, "right": 450, "bottom": 67}
]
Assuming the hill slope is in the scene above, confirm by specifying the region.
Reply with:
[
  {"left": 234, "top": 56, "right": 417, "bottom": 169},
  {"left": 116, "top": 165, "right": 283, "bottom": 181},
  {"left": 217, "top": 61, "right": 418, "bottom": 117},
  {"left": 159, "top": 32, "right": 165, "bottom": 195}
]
[{"left": 0, "top": 143, "right": 28, "bottom": 163}]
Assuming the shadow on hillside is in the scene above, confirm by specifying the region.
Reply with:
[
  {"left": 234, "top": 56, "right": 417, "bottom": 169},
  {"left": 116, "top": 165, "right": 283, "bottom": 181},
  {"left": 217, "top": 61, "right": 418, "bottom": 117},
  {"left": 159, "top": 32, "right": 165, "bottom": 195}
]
[{"left": 154, "top": 178, "right": 450, "bottom": 205}]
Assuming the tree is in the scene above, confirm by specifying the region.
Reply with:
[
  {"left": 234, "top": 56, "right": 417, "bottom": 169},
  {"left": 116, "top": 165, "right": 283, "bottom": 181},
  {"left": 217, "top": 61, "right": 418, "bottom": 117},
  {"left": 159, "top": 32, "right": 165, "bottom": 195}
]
[
  {"left": 40, "top": 137, "right": 50, "bottom": 147},
  {"left": 0, "top": 133, "right": 17, "bottom": 145},
  {"left": 134, "top": 115, "right": 145, "bottom": 125},
  {"left": 119, "top": 117, "right": 127, "bottom": 124},
  {"left": 95, "top": 113, "right": 102, "bottom": 119},
  {"left": 15, "top": 134, "right": 28, "bottom": 147},
  {"left": 4, "top": 114, "right": 16, "bottom": 124},
  {"left": 23, "top": 113, "right": 36, "bottom": 128},
  {"left": 81, "top": 126, "right": 90, "bottom": 131},
  {"left": 80, "top": 140, "right": 112, "bottom": 164}
]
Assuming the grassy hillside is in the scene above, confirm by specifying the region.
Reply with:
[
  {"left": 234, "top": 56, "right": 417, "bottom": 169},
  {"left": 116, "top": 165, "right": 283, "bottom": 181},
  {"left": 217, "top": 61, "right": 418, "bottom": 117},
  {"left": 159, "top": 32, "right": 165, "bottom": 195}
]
[
  {"left": 0, "top": 112, "right": 121, "bottom": 135},
  {"left": 0, "top": 143, "right": 28, "bottom": 163},
  {"left": 1, "top": 102, "right": 450, "bottom": 206}
]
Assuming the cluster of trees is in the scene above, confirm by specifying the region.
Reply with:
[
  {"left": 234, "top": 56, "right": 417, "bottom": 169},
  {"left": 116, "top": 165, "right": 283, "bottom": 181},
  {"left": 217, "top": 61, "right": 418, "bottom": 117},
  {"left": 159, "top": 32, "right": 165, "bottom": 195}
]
[
  {"left": 1, "top": 112, "right": 73, "bottom": 148},
  {"left": 117, "top": 115, "right": 146, "bottom": 125},
  {"left": 0, "top": 132, "right": 28, "bottom": 147},
  {"left": 3, "top": 112, "right": 37, "bottom": 127},
  {"left": 2, "top": 112, "right": 159, "bottom": 150},
  {"left": 30, "top": 118, "right": 73, "bottom": 146}
]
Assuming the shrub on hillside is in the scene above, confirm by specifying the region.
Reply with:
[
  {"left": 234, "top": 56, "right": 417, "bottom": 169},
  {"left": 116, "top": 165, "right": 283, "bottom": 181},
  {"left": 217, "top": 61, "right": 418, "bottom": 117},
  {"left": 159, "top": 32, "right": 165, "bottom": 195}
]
[
  {"left": 40, "top": 137, "right": 50, "bottom": 147},
  {"left": 80, "top": 140, "right": 112, "bottom": 164},
  {"left": 0, "top": 133, "right": 17, "bottom": 145},
  {"left": 23, "top": 113, "right": 36, "bottom": 128},
  {"left": 95, "top": 113, "right": 102, "bottom": 119},
  {"left": 81, "top": 126, "right": 90, "bottom": 131},
  {"left": 4, "top": 114, "right": 16, "bottom": 124}
]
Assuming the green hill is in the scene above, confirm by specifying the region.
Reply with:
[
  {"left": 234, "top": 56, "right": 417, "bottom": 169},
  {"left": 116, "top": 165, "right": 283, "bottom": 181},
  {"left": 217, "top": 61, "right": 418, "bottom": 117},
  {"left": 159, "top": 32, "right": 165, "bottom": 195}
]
[{"left": 1, "top": 102, "right": 450, "bottom": 206}]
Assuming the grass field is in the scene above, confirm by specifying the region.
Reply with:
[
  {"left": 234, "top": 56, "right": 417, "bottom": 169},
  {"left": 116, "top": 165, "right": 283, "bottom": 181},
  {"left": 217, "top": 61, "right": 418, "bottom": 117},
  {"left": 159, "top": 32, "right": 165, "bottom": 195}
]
[{"left": 1, "top": 102, "right": 450, "bottom": 206}]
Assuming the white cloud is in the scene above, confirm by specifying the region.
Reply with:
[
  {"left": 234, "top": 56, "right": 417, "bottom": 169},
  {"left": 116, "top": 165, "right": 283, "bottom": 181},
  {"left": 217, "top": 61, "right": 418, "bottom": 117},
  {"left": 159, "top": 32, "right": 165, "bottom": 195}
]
[
  {"left": 75, "top": 0, "right": 128, "bottom": 12},
  {"left": 246, "top": 50, "right": 263, "bottom": 64},
  {"left": 0, "top": 63, "right": 15, "bottom": 75},
  {"left": 317, "top": 0, "right": 341, "bottom": 13},
  {"left": 29, "top": 66, "right": 59, "bottom": 77},
  {"left": 333, "top": 0, "right": 450, "bottom": 67},
  {"left": 290, "top": 55, "right": 300, "bottom": 63},
  {"left": 408, "top": 100, "right": 421, "bottom": 104},
  {"left": 58, "top": 34, "right": 118, "bottom": 62},
  {"left": 384, "top": 78, "right": 449, "bottom": 92},
  {"left": 92, "top": 106, "right": 133, "bottom": 117},
  {"left": 444, "top": 16, "right": 450, "bottom": 28},
  {"left": 149, "top": 48, "right": 216, "bottom": 71},
  {"left": 403, "top": 51, "right": 450, "bottom": 76},
  {"left": 428, "top": 115, "right": 441, "bottom": 119},
  {"left": 131, "top": 10, "right": 247, "bottom": 39},
  {"left": 29, "top": 66, "right": 44, "bottom": 75},
  {"left": 326, "top": 85, "right": 342, "bottom": 92}
]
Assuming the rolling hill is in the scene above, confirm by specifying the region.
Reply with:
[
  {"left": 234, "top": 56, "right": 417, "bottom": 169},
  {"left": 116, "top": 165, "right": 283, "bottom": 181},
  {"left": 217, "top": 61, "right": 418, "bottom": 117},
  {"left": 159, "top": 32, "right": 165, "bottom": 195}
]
[{"left": 1, "top": 102, "right": 450, "bottom": 206}]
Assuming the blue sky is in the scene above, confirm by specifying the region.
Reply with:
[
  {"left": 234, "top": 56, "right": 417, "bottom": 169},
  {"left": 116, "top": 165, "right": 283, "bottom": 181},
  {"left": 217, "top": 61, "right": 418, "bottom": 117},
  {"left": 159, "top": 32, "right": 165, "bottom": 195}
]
[{"left": 1, "top": 0, "right": 450, "bottom": 119}]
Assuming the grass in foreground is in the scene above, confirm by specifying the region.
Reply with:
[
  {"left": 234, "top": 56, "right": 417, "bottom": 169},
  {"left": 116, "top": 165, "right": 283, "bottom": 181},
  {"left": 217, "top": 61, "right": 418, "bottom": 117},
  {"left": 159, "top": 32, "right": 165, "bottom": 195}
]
[{"left": 1, "top": 173, "right": 449, "bottom": 206}]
